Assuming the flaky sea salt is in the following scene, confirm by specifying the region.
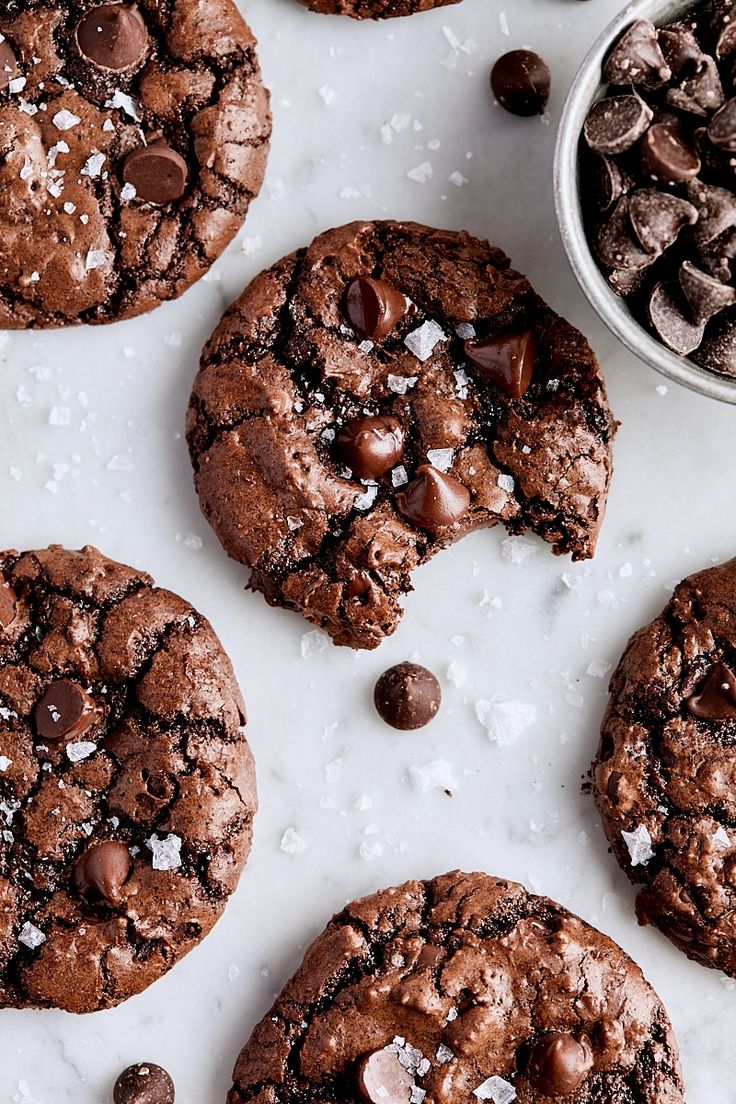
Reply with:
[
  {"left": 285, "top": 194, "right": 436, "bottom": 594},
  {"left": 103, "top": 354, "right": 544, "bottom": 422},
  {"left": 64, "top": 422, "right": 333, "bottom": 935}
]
[
  {"left": 0, "top": 756, "right": 11, "bottom": 772},
  {"left": 436, "top": 1044, "right": 454, "bottom": 1064},
  {"left": 19, "top": 921, "right": 46, "bottom": 950},
  {"left": 301, "top": 628, "right": 329, "bottom": 658},
  {"left": 622, "top": 824, "right": 654, "bottom": 867},
  {"left": 500, "top": 535, "right": 537, "bottom": 564},
  {"left": 391, "top": 465, "right": 408, "bottom": 488},
  {"left": 446, "top": 661, "right": 467, "bottom": 688},
  {"left": 121, "top": 182, "right": 137, "bottom": 202},
  {"left": 497, "top": 473, "right": 515, "bottom": 493},
  {"left": 473, "top": 1076, "right": 516, "bottom": 1104},
  {"left": 85, "top": 249, "right": 107, "bottom": 271},
  {"left": 82, "top": 152, "right": 106, "bottom": 178},
  {"left": 408, "top": 759, "right": 459, "bottom": 795},
  {"left": 52, "top": 109, "right": 80, "bottom": 130},
  {"left": 147, "top": 833, "right": 182, "bottom": 871},
  {"left": 456, "top": 322, "right": 476, "bottom": 340},
  {"left": 713, "top": 826, "right": 731, "bottom": 849},
  {"left": 66, "top": 741, "right": 96, "bottom": 763},
  {"left": 404, "top": 320, "right": 446, "bottom": 362},
  {"left": 280, "top": 827, "right": 307, "bottom": 854},
  {"left": 475, "top": 699, "right": 536, "bottom": 746},
  {"left": 107, "top": 90, "right": 141, "bottom": 120},
  {"left": 354, "top": 484, "right": 378, "bottom": 511},
  {"left": 387, "top": 373, "right": 418, "bottom": 395},
  {"left": 426, "top": 448, "right": 454, "bottom": 472}
]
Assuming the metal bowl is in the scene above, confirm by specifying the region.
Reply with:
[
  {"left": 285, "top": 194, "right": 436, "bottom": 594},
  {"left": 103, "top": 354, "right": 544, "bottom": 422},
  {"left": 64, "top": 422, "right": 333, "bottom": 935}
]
[{"left": 554, "top": 0, "right": 736, "bottom": 403}]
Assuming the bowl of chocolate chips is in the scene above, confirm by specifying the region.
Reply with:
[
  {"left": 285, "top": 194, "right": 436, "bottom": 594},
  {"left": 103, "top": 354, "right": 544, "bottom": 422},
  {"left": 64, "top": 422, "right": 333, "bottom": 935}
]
[{"left": 556, "top": 0, "right": 736, "bottom": 401}]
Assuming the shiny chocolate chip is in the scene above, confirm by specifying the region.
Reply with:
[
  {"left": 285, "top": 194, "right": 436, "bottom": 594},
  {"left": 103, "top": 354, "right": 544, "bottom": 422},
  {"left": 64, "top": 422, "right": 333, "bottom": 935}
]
[
  {"left": 464, "top": 330, "right": 536, "bottom": 398},
  {"left": 336, "top": 415, "right": 404, "bottom": 480},
  {"left": 708, "top": 96, "right": 736, "bottom": 151},
  {"left": 647, "top": 282, "right": 706, "bottom": 355},
  {"left": 344, "top": 276, "right": 409, "bottom": 341},
  {"left": 686, "top": 662, "right": 736, "bottom": 720},
  {"left": 356, "top": 1050, "right": 415, "bottom": 1104},
  {"left": 583, "top": 94, "right": 653, "bottom": 157},
  {"left": 603, "top": 19, "right": 671, "bottom": 88},
  {"left": 396, "top": 465, "right": 470, "bottom": 533},
  {"left": 123, "top": 140, "right": 188, "bottom": 205},
  {"left": 374, "top": 662, "right": 441, "bottom": 731},
  {"left": 527, "top": 1033, "right": 594, "bottom": 1096},
  {"left": 34, "top": 680, "right": 99, "bottom": 743},
  {"left": 679, "top": 261, "right": 736, "bottom": 325},
  {"left": 74, "top": 840, "right": 132, "bottom": 906},
  {"left": 491, "top": 50, "right": 550, "bottom": 117},
  {"left": 640, "top": 122, "right": 701, "bottom": 184},
  {"left": 628, "top": 189, "right": 698, "bottom": 254},
  {"left": 113, "top": 1063, "right": 175, "bottom": 1104},
  {"left": 76, "top": 4, "right": 148, "bottom": 71}
]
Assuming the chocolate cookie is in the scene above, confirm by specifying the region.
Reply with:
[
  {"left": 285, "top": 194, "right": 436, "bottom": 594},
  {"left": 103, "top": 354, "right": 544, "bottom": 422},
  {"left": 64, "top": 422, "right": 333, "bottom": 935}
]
[
  {"left": 0, "top": 545, "right": 256, "bottom": 1012},
  {"left": 187, "top": 221, "right": 616, "bottom": 650},
  {"left": 228, "top": 870, "right": 684, "bottom": 1104},
  {"left": 294, "top": 0, "right": 460, "bottom": 19},
  {"left": 593, "top": 556, "right": 736, "bottom": 977},
  {"left": 0, "top": 1, "right": 271, "bottom": 328}
]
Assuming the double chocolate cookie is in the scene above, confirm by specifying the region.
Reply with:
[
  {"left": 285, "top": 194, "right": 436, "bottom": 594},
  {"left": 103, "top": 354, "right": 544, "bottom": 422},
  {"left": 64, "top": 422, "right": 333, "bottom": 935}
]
[
  {"left": 0, "top": 1, "right": 271, "bottom": 327},
  {"left": 0, "top": 545, "right": 257, "bottom": 1012},
  {"left": 594, "top": 556, "right": 736, "bottom": 977},
  {"left": 228, "top": 870, "right": 684, "bottom": 1104},
  {"left": 187, "top": 220, "right": 616, "bottom": 650},
  {"left": 295, "top": 0, "right": 460, "bottom": 19}
]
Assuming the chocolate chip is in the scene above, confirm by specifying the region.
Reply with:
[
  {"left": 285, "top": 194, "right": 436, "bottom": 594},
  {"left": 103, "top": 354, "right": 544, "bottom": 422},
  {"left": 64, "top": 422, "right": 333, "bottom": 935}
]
[
  {"left": 76, "top": 4, "right": 149, "bottom": 71},
  {"left": 679, "top": 260, "right": 736, "bottom": 324},
  {"left": 0, "top": 577, "right": 18, "bottom": 630},
  {"left": 344, "top": 276, "right": 409, "bottom": 341},
  {"left": 647, "top": 282, "right": 706, "bottom": 355},
  {"left": 708, "top": 96, "right": 736, "bottom": 150},
  {"left": 123, "top": 140, "right": 188, "bottom": 205},
  {"left": 464, "top": 329, "right": 536, "bottom": 398},
  {"left": 527, "top": 1033, "right": 594, "bottom": 1096},
  {"left": 74, "top": 840, "right": 132, "bottom": 906},
  {"left": 113, "top": 1063, "right": 175, "bottom": 1104},
  {"left": 658, "top": 25, "right": 704, "bottom": 79},
  {"left": 687, "top": 179, "right": 736, "bottom": 245},
  {"left": 608, "top": 267, "right": 648, "bottom": 297},
  {"left": 686, "top": 662, "right": 736, "bottom": 720},
  {"left": 713, "top": 5, "right": 736, "bottom": 59},
  {"left": 665, "top": 55, "right": 724, "bottom": 117},
  {"left": 590, "top": 154, "right": 632, "bottom": 213},
  {"left": 583, "top": 94, "right": 653, "bottom": 157},
  {"left": 692, "top": 305, "right": 736, "bottom": 374},
  {"left": 603, "top": 20, "right": 671, "bottom": 88},
  {"left": 396, "top": 464, "right": 470, "bottom": 533},
  {"left": 695, "top": 226, "right": 736, "bottom": 281},
  {"left": 629, "top": 190, "right": 698, "bottom": 254},
  {"left": 356, "top": 1050, "right": 415, "bottom": 1104},
  {"left": 490, "top": 50, "right": 551, "bottom": 117},
  {"left": 374, "top": 663, "right": 441, "bottom": 731},
  {"left": 640, "top": 122, "right": 701, "bottom": 184},
  {"left": 0, "top": 39, "right": 19, "bottom": 91},
  {"left": 34, "top": 680, "right": 100, "bottom": 743},
  {"left": 336, "top": 415, "right": 404, "bottom": 480},
  {"left": 595, "top": 197, "right": 655, "bottom": 272}
]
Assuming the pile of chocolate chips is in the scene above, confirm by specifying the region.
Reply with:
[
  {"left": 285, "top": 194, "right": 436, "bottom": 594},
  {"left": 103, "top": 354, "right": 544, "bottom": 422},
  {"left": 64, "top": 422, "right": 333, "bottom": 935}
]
[{"left": 582, "top": 8, "right": 736, "bottom": 376}]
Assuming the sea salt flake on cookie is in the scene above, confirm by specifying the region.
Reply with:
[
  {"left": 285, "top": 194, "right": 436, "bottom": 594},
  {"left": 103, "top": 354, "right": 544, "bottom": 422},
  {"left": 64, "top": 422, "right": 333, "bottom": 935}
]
[
  {"left": 146, "top": 833, "right": 182, "bottom": 871},
  {"left": 622, "top": 824, "right": 655, "bottom": 866}
]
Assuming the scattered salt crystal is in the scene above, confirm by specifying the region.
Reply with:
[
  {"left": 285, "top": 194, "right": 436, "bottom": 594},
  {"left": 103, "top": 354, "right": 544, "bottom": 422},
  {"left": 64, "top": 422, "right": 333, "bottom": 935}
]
[
  {"left": 318, "top": 84, "right": 337, "bottom": 105},
  {"left": 63, "top": 201, "right": 76, "bottom": 214},
  {"left": 48, "top": 405, "right": 70, "bottom": 427},
  {"left": 405, "top": 320, "right": 446, "bottom": 362},
  {"left": 107, "top": 90, "right": 140, "bottom": 120},
  {"left": 9, "top": 75, "right": 26, "bottom": 94},
  {"left": 301, "top": 628, "right": 330, "bottom": 658},
  {"left": 387, "top": 373, "right": 418, "bottom": 395},
  {"left": 456, "top": 322, "right": 476, "bottom": 340},
  {"left": 501, "top": 535, "right": 537, "bottom": 564},
  {"left": 453, "top": 367, "right": 470, "bottom": 398},
  {"left": 228, "top": 964, "right": 240, "bottom": 982},
  {"left": 408, "top": 759, "right": 458, "bottom": 795},
  {"left": 287, "top": 516, "right": 303, "bottom": 531},
  {"left": 182, "top": 533, "right": 202, "bottom": 551},
  {"left": 427, "top": 448, "right": 453, "bottom": 472},
  {"left": 280, "top": 827, "right": 307, "bottom": 854},
  {"left": 52, "top": 109, "right": 80, "bottom": 130},
  {"left": 407, "top": 161, "right": 433, "bottom": 183},
  {"left": 0, "top": 756, "right": 11, "bottom": 771},
  {"left": 449, "top": 170, "right": 468, "bottom": 187},
  {"left": 359, "top": 839, "right": 383, "bottom": 861},
  {"left": 597, "top": 589, "right": 617, "bottom": 607},
  {"left": 656, "top": 384, "right": 668, "bottom": 396},
  {"left": 81, "top": 151, "right": 106, "bottom": 178},
  {"left": 586, "top": 659, "right": 611, "bottom": 679},
  {"left": 66, "top": 741, "right": 96, "bottom": 763},
  {"left": 354, "top": 484, "right": 378, "bottom": 511},
  {"left": 622, "top": 824, "right": 654, "bottom": 867},
  {"left": 107, "top": 454, "right": 134, "bottom": 472},
  {"left": 713, "top": 826, "right": 731, "bottom": 849},
  {"left": 358, "top": 339, "right": 374, "bottom": 353},
  {"left": 436, "top": 1044, "right": 454, "bottom": 1064},
  {"left": 391, "top": 465, "right": 408, "bottom": 487},
  {"left": 85, "top": 249, "right": 107, "bottom": 271},
  {"left": 497, "top": 473, "right": 515, "bottom": 493},
  {"left": 474, "top": 1075, "right": 516, "bottom": 1104},
  {"left": 147, "top": 833, "right": 182, "bottom": 870},
  {"left": 240, "top": 234, "right": 261, "bottom": 255},
  {"left": 475, "top": 699, "right": 536, "bottom": 746},
  {"left": 19, "top": 921, "right": 46, "bottom": 950},
  {"left": 446, "top": 661, "right": 467, "bottom": 688}
]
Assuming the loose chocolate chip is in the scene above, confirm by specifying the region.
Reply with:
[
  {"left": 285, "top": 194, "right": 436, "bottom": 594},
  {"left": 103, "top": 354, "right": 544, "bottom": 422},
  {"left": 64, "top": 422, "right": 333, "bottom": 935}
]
[
  {"left": 490, "top": 50, "right": 550, "bottom": 117},
  {"left": 595, "top": 197, "right": 654, "bottom": 272},
  {"left": 640, "top": 122, "right": 701, "bottom": 184},
  {"left": 0, "top": 39, "right": 19, "bottom": 91},
  {"left": 527, "top": 1033, "right": 594, "bottom": 1096},
  {"left": 344, "top": 276, "right": 409, "bottom": 341},
  {"left": 665, "top": 55, "right": 724, "bottom": 117},
  {"left": 396, "top": 465, "right": 470, "bottom": 533},
  {"left": 603, "top": 20, "right": 671, "bottom": 88},
  {"left": 336, "top": 415, "right": 404, "bottom": 479},
  {"left": 687, "top": 179, "right": 736, "bottom": 246},
  {"left": 356, "top": 1050, "right": 415, "bottom": 1104},
  {"left": 686, "top": 662, "right": 736, "bottom": 720},
  {"left": 123, "top": 140, "right": 188, "bottom": 205},
  {"left": 74, "top": 840, "right": 132, "bottom": 906},
  {"left": 0, "top": 577, "right": 18, "bottom": 630},
  {"left": 679, "top": 260, "right": 736, "bottom": 324},
  {"left": 34, "top": 680, "right": 100, "bottom": 743},
  {"left": 629, "top": 189, "right": 698, "bottom": 254},
  {"left": 658, "top": 26, "right": 704, "bottom": 79},
  {"left": 374, "top": 663, "right": 441, "bottom": 731},
  {"left": 76, "top": 4, "right": 148, "bottom": 71},
  {"left": 692, "top": 305, "right": 736, "bottom": 375},
  {"left": 113, "top": 1063, "right": 175, "bottom": 1104},
  {"left": 647, "top": 282, "right": 706, "bottom": 355},
  {"left": 583, "top": 94, "right": 653, "bottom": 157},
  {"left": 708, "top": 96, "right": 736, "bottom": 150},
  {"left": 464, "top": 330, "right": 536, "bottom": 398}
]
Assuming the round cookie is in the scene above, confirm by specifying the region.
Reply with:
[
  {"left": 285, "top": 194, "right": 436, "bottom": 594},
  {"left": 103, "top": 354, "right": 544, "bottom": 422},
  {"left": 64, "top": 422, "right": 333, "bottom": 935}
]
[
  {"left": 0, "top": 1, "right": 271, "bottom": 328},
  {"left": 228, "top": 870, "right": 684, "bottom": 1103},
  {"left": 0, "top": 545, "right": 257, "bottom": 1012},
  {"left": 593, "top": 556, "right": 736, "bottom": 977},
  {"left": 187, "top": 220, "right": 616, "bottom": 650},
  {"left": 295, "top": 0, "right": 460, "bottom": 18}
]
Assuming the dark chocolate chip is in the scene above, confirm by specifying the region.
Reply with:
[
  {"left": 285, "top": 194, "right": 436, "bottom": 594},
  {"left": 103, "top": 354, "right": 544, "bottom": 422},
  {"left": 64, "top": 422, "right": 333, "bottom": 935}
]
[
  {"left": 74, "top": 840, "right": 132, "bottom": 906},
  {"left": 583, "top": 94, "right": 653, "bottom": 157},
  {"left": 640, "top": 122, "right": 701, "bottom": 184},
  {"left": 344, "top": 276, "right": 409, "bottom": 341},
  {"left": 692, "top": 305, "right": 736, "bottom": 374},
  {"left": 687, "top": 179, "right": 736, "bottom": 245},
  {"left": 464, "top": 330, "right": 536, "bottom": 398},
  {"left": 0, "top": 39, "right": 19, "bottom": 91},
  {"left": 629, "top": 189, "right": 698, "bottom": 254},
  {"left": 686, "top": 662, "right": 736, "bottom": 720},
  {"left": 679, "top": 260, "right": 736, "bottom": 324},
  {"left": 336, "top": 415, "right": 404, "bottom": 480},
  {"left": 396, "top": 464, "right": 470, "bottom": 533},
  {"left": 713, "top": 4, "right": 736, "bottom": 59},
  {"left": 123, "top": 140, "right": 188, "bottom": 205},
  {"left": 527, "top": 1033, "right": 594, "bottom": 1096},
  {"left": 490, "top": 50, "right": 551, "bottom": 117},
  {"left": 0, "top": 577, "right": 18, "bottom": 630},
  {"left": 356, "top": 1050, "right": 415, "bottom": 1104},
  {"left": 113, "top": 1063, "right": 175, "bottom": 1104},
  {"left": 708, "top": 97, "right": 736, "bottom": 151},
  {"left": 665, "top": 55, "right": 725, "bottom": 117},
  {"left": 658, "top": 25, "right": 704, "bottom": 78},
  {"left": 590, "top": 154, "right": 632, "bottom": 213},
  {"left": 374, "top": 663, "right": 441, "bottom": 731},
  {"left": 34, "top": 680, "right": 100, "bottom": 743},
  {"left": 596, "top": 197, "right": 655, "bottom": 271},
  {"left": 603, "top": 20, "right": 671, "bottom": 88},
  {"left": 608, "top": 268, "right": 648, "bottom": 297},
  {"left": 76, "top": 4, "right": 148, "bottom": 71},
  {"left": 647, "top": 282, "right": 706, "bottom": 354}
]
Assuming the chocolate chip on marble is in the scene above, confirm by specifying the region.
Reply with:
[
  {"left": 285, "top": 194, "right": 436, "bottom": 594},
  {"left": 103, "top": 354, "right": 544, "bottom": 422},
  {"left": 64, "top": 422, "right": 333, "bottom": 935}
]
[
  {"left": 74, "top": 840, "right": 132, "bottom": 906},
  {"left": 396, "top": 465, "right": 470, "bottom": 533},
  {"left": 356, "top": 1050, "right": 415, "bottom": 1104},
  {"left": 647, "top": 282, "right": 706, "bottom": 354},
  {"left": 708, "top": 96, "right": 736, "bottom": 150},
  {"left": 0, "top": 577, "right": 18, "bottom": 630},
  {"left": 640, "top": 122, "right": 701, "bottom": 184},
  {"left": 583, "top": 94, "right": 653, "bottom": 157},
  {"left": 686, "top": 661, "right": 736, "bottom": 720},
  {"left": 0, "top": 39, "right": 19, "bottom": 91},
  {"left": 629, "top": 190, "right": 698, "bottom": 254},
  {"left": 665, "top": 55, "right": 725, "bottom": 117},
  {"left": 34, "top": 680, "right": 100, "bottom": 743},
  {"left": 603, "top": 19, "right": 671, "bottom": 88},
  {"left": 527, "top": 1033, "right": 594, "bottom": 1096},
  {"left": 123, "top": 141, "right": 188, "bottom": 205},
  {"left": 344, "top": 276, "right": 409, "bottom": 341},
  {"left": 490, "top": 49, "right": 551, "bottom": 117},
  {"left": 692, "top": 305, "right": 736, "bottom": 374},
  {"left": 374, "top": 663, "right": 441, "bottom": 730},
  {"left": 464, "top": 330, "right": 536, "bottom": 398},
  {"left": 687, "top": 179, "right": 736, "bottom": 245},
  {"left": 113, "top": 1063, "right": 175, "bottom": 1104},
  {"left": 76, "top": 4, "right": 149, "bottom": 71},
  {"left": 595, "top": 197, "right": 655, "bottom": 271},
  {"left": 336, "top": 415, "right": 404, "bottom": 480},
  {"left": 679, "top": 260, "right": 736, "bottom": 324}
]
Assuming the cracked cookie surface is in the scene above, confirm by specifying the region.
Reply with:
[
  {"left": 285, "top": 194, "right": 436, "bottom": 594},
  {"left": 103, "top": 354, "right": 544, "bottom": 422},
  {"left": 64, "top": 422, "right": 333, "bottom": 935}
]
[
  {"left": 0, "top": 0, "right": 271, "bottom": 328},
  {"left": 187, "top": 220, "right": 616, "bottom": 650},
  {"left": 228, "top": 870, "right": 684, "bottom": 1104},
  {"left": 295, "top": 0, "right": 460, "bottom": 19},
  {"left": 593, "top": 557, "right": 736, "bottom": 977},
  {"left": 0, "top": 545, "right": 257, "bottom": 1012}
]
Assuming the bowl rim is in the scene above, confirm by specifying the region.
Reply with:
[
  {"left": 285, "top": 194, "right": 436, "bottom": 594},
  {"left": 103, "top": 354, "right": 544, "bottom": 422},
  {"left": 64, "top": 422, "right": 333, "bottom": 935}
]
[{"left": 554, "top": 0, "right": 736, "bottom": 404}]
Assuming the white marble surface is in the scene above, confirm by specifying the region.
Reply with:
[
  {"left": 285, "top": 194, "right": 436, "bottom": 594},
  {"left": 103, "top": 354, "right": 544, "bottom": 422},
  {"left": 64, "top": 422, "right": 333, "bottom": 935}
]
[{"left": 1, "top": 0, "right": 735, "bottom": 1100}]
